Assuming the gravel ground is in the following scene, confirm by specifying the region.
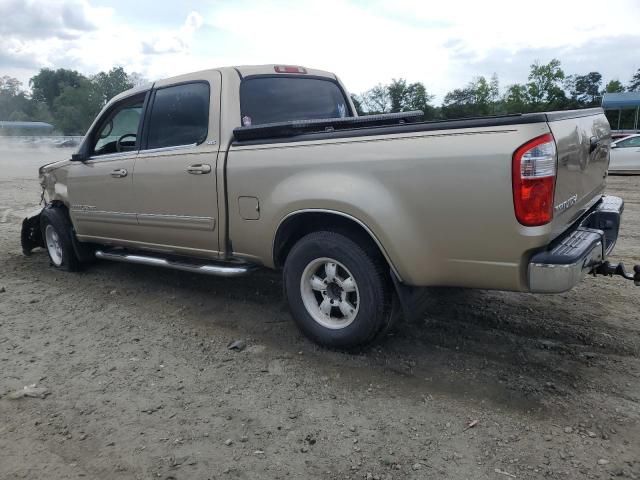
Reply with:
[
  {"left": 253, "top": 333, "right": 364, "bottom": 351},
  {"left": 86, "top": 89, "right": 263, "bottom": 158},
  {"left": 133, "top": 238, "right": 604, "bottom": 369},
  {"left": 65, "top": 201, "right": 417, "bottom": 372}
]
[{"left": 1, "top": 146, "right": 639, "bottom": 480}]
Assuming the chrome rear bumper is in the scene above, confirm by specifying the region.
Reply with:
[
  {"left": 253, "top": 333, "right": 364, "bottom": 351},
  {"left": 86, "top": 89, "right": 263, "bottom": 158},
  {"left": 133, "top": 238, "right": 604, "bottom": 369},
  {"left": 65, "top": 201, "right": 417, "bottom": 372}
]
[{"left": 528, "top": 196, "right": 623, "bottom": 293}]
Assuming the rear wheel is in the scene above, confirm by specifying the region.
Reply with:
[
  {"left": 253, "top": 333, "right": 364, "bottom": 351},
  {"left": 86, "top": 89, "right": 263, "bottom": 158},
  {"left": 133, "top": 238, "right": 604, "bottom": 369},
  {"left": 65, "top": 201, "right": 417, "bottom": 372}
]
[
  {"left": 283, "top": 231, "right": 392, "bottom": 349},
  {"left": 40, "top": 206, "right": 81, "bottom": 272}
]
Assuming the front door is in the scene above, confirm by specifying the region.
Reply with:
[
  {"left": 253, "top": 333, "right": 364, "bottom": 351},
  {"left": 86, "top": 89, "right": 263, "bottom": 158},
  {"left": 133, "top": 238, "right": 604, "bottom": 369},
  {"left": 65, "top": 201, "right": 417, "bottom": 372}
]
[
  {"left": 68, "top": 92, "right": 147, "bottom": 242},
  {"left": 131, "top": 74, "right": 221, "bottom": 257}
]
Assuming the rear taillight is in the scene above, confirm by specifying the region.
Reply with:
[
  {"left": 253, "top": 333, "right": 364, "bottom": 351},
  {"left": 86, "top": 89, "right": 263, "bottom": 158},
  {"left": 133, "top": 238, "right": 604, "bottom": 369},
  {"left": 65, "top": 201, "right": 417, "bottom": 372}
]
[{"left": 512, "top": 133, "right": 557, "bottom": 226}]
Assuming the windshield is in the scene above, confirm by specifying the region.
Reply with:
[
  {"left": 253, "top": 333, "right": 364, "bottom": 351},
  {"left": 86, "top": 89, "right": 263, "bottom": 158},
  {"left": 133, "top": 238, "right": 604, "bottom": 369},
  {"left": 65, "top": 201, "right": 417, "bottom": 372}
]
[{"left": 240, "top": 77, "right": 350, "bottom": 126}]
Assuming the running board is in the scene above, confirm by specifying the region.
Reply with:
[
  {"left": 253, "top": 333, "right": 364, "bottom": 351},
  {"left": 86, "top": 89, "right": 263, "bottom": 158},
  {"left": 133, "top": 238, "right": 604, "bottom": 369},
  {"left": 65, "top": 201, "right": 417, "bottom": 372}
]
[{"left": 95, "top": 250, "right": 255, "bottom": 277}]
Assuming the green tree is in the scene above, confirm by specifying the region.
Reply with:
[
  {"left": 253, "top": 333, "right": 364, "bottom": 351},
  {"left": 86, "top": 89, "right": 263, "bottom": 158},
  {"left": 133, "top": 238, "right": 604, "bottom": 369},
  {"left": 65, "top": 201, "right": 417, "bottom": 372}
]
[
  {"left": 573, "top": 72, "right": 602, "bottom": 105},
  {"left": 52, "top": 79, "right": 103, "bottom": 135},
  {"left": 386, "top": 78, "right": 434, "bottom": 117},
  {"left": 29, "top": 68, "right": 85, "bottom": 108},
  {"left": 502, "top": 84, "right": 529, "bottom": 113},
  {"left": 605, "top": 79, "right": 625, "bottom": 93},
  {"left": 441, "top": 75, "right": 500, "bottom": 118},
  {"left": 442, "top": 86, "right": 477, "bottom": 118},
  {"left": 628, "top": 68, "right": 640, "bottom": 92},
  {"left": 361, "top": 84, "right": 391, "bottom": 114},
  {"left": 92, "top": 66, "right": 134, "bottom": 106},
  {"left": 0, "top": 76, "right": 53, "bottom": 124},
  {"left": 0, "top": 76, "right": 23, "bottom": 96},
  {"left": 404, "top": 82, "right": 435, "bottom": 119},
  {"left": 387, "top": 78, "right": 408, "bottom": 113},
  {"left": 526, "top": 59, "right": 567, "bottom": 110}
]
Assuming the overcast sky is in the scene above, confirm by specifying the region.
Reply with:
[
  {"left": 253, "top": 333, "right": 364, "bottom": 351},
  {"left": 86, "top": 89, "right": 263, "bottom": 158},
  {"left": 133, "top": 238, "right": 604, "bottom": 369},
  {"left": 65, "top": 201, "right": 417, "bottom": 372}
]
[{"left": 1, "top": 0, "right": 639, "bottom": 100}]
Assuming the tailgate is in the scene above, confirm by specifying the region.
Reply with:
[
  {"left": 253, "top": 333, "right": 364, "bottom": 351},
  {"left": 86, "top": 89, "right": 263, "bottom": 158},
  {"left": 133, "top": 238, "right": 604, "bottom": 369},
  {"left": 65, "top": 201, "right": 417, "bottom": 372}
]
[{"left": 546, "top": 108, "right": 611, "bottom": 236}]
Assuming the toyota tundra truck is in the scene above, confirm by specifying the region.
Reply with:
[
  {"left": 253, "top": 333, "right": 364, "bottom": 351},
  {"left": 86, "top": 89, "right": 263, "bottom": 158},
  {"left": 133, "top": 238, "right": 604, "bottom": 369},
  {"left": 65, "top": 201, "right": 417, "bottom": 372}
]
[{"left": 21, "top": 64, "right": 640, "bottom": 349}]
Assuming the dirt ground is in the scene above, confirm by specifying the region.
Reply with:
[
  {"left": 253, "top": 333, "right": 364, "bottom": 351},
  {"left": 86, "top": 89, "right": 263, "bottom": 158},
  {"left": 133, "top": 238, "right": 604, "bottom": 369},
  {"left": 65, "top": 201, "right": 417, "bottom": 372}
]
[{"left": 1, "top": 146, "right": 639, "bottom": 480}]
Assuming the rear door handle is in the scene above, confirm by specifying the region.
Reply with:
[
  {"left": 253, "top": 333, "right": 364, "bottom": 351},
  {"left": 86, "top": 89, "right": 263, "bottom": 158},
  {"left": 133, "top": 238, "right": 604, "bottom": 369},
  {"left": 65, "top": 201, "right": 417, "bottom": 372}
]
[
  {"left": 187, "top": 164, "right": 211, "bottom": 175},
  {"left": 110, "top": 168, "right": 128, "bottom": 178}
]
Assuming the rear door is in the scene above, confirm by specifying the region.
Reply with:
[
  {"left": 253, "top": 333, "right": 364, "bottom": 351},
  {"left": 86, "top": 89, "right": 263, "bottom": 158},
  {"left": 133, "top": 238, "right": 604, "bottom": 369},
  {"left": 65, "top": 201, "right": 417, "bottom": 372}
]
[
  {"left": 131, "top": 72, "right": 221, "bottom": 257},
  {"left": 546, "top": 109, "right": 611, "bottom": 233},
  {"left": 68, "top": 92, "right": 147, "bottom": 240}
]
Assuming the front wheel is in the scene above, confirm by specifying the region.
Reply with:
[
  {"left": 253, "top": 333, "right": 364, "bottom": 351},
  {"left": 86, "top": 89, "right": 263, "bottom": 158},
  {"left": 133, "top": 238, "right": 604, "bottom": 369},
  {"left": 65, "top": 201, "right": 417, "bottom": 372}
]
[
  {"left": 40, "top": 206, "right": 81, "bottom": 272},
  {"left": 283, "top": 231, "right": 392, "bottom": 349}
]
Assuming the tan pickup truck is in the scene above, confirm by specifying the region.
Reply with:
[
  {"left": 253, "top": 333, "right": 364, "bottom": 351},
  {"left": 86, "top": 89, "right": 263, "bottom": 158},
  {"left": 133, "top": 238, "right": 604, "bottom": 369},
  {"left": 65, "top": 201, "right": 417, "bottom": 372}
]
[{"left": 22, "top": 64, "right": 640, "bottom": 348}]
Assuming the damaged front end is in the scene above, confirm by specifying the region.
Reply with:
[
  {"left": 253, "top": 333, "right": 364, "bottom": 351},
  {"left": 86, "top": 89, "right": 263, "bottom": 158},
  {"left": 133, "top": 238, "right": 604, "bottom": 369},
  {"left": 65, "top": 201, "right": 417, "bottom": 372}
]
[
  {"left": 21, "top": 208, "right": 45, "bottom": 255},
  {"left": 22, "top": 162, "right": 56, "bottom": 255}
]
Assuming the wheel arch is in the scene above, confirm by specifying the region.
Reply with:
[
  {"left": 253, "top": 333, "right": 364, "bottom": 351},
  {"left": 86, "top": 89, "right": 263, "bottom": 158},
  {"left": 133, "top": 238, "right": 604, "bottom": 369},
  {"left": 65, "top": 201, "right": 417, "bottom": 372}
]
[
  {"left": 272, "top": 209, "right": 402, "bottom": 281},
  {"left": 42, "top": 200, "right": 95, "bottom": 264}
]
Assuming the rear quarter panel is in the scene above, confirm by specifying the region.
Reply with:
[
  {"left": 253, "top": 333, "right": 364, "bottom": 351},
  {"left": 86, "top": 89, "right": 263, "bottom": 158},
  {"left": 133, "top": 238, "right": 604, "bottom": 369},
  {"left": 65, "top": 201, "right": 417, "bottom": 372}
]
[{"left": 226, "top": 122, "right": 559, "bottom": 291}]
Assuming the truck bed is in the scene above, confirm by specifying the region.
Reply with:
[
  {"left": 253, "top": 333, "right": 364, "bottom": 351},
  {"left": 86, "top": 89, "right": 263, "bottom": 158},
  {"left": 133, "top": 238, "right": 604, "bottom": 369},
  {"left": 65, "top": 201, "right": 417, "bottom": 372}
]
[{"left": 226, "top": 108, "right": 610, "bottom": 291}]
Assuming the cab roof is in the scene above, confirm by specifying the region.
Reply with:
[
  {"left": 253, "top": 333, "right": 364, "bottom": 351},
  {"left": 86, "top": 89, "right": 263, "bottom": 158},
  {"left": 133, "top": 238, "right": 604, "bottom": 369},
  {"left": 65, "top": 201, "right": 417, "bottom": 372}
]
[{"left": 109, "top": 65, "right": 338, "bottom": 105}]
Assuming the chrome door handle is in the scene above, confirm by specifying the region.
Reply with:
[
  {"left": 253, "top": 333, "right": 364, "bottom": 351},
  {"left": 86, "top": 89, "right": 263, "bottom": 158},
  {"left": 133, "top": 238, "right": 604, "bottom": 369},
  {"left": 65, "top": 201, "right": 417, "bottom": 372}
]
[
  {"left": 187, "top": 164, "right": 211, "bottom": 174},
  {"left": 110, "top": 168, "right": 128, "bottom": 178}
]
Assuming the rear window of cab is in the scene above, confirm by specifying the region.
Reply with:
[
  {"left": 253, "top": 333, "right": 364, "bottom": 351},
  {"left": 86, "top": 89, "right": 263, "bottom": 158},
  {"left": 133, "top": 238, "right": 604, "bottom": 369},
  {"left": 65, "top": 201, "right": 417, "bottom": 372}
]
[{"left": 240, "top": 77, "right": 350, "bottom": 126}]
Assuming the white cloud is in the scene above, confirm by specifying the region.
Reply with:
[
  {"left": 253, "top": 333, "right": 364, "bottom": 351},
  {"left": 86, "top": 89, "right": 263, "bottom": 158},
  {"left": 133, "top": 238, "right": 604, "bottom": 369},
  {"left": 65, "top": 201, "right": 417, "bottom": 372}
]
[
  {"left": 1, "top": 0, "right": 639, "bottom": 100},
  {"left": 0, "top": 0, "right": 107, "bottom": 39},
  {"left": 142, "top": 11, "right": 204, "bottom": 55},
  {"left": 198, "top": 0, "right": 640, "bottom": 97}
]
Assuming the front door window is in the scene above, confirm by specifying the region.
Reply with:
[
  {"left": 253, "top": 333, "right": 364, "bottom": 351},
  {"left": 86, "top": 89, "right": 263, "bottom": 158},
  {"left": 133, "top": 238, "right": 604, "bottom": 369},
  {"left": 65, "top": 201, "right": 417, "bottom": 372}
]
[{"left": 92, "top": 95, "right": 145, "bottom": 156}]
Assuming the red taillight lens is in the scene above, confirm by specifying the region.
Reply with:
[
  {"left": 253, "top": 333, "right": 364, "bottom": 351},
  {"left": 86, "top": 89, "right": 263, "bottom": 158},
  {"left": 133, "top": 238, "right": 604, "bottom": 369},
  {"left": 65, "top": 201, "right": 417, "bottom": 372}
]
[
  {"left": 274, "top": 65, "right": 307, "bottom": 74},
  {"left": 512, "top": 133, "right": 557, "bottom": 226}
]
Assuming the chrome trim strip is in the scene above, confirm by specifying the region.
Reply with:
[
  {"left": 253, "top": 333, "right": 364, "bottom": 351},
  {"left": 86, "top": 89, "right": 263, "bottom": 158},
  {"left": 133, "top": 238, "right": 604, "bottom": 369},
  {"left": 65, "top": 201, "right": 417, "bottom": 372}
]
[
  {"left": 71, "top": 210, "right": 138, "bottom": 224},
  {"left": 138, "top": 143, "right": 197, "bottom": 155},
  {"left": 273, "top": 208, "right": 402, "bottom": 281},
  {"left": 87, "top": 152, "right": 138, "bottom": 162},
  {"left": 137, "top": 213, "right": 215, "bottom": 230},
  {"left": 95, "top": 250, "right": 253, "bottom": 277}
]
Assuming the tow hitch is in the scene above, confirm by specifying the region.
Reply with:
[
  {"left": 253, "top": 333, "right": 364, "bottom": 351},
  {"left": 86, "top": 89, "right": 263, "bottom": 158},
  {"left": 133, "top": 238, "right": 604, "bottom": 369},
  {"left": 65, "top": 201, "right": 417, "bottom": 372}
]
[{"left": 592, "top": 261, "right": 640, "bottom": 286}]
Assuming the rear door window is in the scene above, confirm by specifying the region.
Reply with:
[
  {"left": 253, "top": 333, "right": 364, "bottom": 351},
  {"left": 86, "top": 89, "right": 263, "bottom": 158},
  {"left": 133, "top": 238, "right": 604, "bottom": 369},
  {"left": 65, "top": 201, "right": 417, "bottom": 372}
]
[
  {"left": 146, "top": 82, "right": 210, "bottom": 149},
  {"left": 240, "top": 77, "right": 350, "bottom": 126}
]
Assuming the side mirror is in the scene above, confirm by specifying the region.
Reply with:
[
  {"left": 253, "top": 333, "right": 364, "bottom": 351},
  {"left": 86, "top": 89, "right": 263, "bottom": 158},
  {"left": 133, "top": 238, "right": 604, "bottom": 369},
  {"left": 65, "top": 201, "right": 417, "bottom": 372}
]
[
  {"left": 610, "top": 144, "right": 617, "bottom": 149},
  {"left": 71, "top": 152, "right": 87, "bottom": 161}
]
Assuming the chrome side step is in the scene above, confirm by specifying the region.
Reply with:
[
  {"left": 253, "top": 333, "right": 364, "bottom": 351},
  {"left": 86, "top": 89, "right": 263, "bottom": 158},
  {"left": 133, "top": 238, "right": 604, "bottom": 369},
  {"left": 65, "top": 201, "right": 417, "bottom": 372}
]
[{"left": 95, "top": 250, "right": 255, "bottom": 277}]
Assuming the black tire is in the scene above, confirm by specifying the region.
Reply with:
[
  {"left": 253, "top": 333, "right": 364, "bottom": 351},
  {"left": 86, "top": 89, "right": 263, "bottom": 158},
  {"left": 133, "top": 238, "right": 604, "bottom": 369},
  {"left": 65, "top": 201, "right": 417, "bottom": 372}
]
[
  {"left": 40, "top": 206, "right": 81, "bottom": 272},
  {"left": 283, "top": 231, "right": 392, "bottom": 349}
]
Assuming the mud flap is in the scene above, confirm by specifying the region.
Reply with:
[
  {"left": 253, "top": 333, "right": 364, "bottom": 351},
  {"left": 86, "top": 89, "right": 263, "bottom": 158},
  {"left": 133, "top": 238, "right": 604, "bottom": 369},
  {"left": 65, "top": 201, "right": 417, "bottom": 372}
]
[
  {"left": 390, "top": 271, "right": 432, "bottom": 323},
  {"left": 21, "top": 209, "right": 45, "bottom": 255}
]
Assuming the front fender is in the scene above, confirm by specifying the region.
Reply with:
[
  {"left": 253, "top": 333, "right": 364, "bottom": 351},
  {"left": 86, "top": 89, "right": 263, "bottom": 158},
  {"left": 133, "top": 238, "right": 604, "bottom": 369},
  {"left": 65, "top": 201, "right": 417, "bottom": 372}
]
[{"left": 21, "top": 208, "right": 44, "bottom": 255}]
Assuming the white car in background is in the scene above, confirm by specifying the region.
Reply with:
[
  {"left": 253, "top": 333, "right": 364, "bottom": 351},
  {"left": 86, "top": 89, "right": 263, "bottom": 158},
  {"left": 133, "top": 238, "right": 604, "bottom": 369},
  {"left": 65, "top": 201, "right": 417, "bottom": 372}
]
[{"left": 610, "top": 134, "right": 640, "bottom": 174}]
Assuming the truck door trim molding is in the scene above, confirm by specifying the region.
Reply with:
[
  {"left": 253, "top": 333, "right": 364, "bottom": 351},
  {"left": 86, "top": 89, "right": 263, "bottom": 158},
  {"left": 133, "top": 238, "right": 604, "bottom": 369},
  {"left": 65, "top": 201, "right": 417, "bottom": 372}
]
[
  {"left": 70, "top": 209, "right": 138, "bottom": 225},
  {"left": 86, "top": 152, "right": 138, "bottom": 162},
  {"left": 274, "top": 208, "right": 402, "bottom": 282},
  {"left": 137, "top": 213, "right": 216, "bottom": 230},
  {"left": 138, "top": 143, "right": 198, "bottom": 155}
]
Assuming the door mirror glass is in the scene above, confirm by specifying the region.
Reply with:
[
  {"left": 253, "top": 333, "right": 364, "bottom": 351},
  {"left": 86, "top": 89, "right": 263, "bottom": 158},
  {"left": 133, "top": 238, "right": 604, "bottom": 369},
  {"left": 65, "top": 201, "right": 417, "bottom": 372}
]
[{"left": 99, "top": 120, "right": 113, "bottom": 139}]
